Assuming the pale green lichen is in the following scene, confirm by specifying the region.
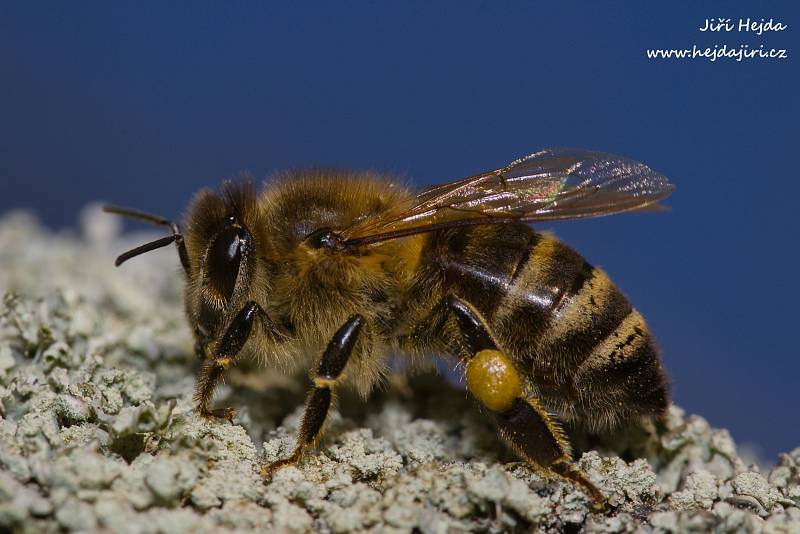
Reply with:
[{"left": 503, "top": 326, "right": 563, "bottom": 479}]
[{"left": 0, "top": 207, "right": 799, "bottom": 533}]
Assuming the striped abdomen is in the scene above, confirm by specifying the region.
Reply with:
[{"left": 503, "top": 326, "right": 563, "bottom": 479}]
[{"left": 407, "top": 223, "right": 668, "bottom": 430}]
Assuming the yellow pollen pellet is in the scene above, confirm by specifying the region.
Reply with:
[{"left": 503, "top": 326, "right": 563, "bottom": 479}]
[{"left": 466, "top": 349, "right": 521, "bottom": 413}]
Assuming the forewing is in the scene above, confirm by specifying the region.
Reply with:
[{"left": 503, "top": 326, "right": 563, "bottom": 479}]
[{"left": 342, "top": 148, "right": 675, "bottom": 246}]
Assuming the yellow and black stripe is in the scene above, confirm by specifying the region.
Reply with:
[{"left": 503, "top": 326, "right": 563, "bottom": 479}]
[{"left": 408, "top": 223, "right": 668, "bottom": 428}]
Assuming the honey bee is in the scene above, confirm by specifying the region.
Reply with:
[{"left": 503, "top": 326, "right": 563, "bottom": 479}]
[{"left": 105, "top": 148, "right": 674, "bottom": 508}]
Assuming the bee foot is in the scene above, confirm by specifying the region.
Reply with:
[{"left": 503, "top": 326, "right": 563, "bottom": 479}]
[
  {"left": 587, "top": 491, "right": 608, "bottom": 513},
  {"left": 199, "top": 407, "right": 237, "bottom": 423},
  {"left": 261, "top": 455, "right": 300, "bottom": 479}
]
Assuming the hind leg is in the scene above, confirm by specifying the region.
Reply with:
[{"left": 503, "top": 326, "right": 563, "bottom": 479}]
[{"left": 446, "top": 295, "right": 605, "bottom": 509}]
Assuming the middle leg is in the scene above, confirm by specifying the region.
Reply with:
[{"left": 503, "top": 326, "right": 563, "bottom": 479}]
[
  {"left": 446, "top": 295, "right": 605, "bottom": 509},
  {"left": 262, "top": 314, "right": 365, "bottom": 476}
]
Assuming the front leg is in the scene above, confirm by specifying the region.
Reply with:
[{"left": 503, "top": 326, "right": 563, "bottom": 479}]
[
  {"left": 446, "top": 295, "right": 605, "bottom": 510},
  {"left": 262, "top": 314, "right": 364, "bottom": 476},
  {"left": 194, "top": 301, "right": 265, "bottom": 421}
]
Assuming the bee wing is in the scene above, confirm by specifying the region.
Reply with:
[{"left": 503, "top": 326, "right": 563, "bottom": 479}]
[{"left": 342, "top": 148, "right": 675, "bottom": 247}]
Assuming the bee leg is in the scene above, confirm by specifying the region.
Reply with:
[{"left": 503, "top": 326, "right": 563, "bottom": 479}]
[
  {"left": 446, "top": 295, "right": 605, "bottom": 510},
  {"left": 262, "top": 314, "right": 364, "bottom": 477},
  {"left": 194, "top": 301, "right": 265, "bottom": 421}
]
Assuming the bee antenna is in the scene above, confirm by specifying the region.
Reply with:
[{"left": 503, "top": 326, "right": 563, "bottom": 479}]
[
  {"left": 103, "top": 205, "right": 191, "bottom": 273},
  {"left": 113, "top": 235, "right": 178, "bottom": 266},
  {"left": 103, "top": 205, "right": 180, "bottom": 233}
]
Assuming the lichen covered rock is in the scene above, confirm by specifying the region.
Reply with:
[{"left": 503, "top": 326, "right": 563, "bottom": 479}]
[{"left": 0, "top": 207, "right": 798, "bottom": 533}]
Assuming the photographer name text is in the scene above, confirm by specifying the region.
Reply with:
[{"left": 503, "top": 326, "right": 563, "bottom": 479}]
[{"left": 699, "top": 18, "right": 787, "bottom": 35}]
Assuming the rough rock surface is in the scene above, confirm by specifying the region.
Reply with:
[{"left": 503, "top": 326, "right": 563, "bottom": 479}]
[{"left": 0, "top": 207, "right": 798, "bottom": 533}]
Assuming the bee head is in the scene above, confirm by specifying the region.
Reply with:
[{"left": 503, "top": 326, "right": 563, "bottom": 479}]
[
  {"left": 105, "top": 179, "right": 266, "bottom": 359},
  {"left": 182, "top": 180, "right": 266, "bottom": 353}
]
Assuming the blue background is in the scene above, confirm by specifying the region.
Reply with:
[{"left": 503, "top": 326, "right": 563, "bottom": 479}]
[{"left": 1, "top": 2, "right": 797, "bottom": 461}]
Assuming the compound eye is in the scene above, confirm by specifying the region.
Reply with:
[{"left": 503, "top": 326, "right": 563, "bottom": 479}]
[{"left": 207, "top": 225, "right": 248, "bottom": 301}]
